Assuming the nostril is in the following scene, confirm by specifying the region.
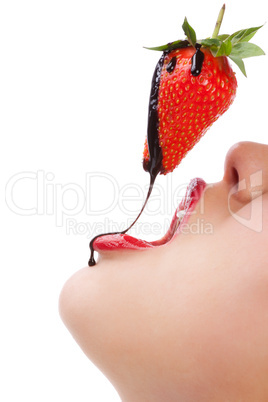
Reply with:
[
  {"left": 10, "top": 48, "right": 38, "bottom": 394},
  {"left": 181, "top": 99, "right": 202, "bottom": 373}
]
[{"left": 230, "top": 167, "right": 239, "bottom": 189}]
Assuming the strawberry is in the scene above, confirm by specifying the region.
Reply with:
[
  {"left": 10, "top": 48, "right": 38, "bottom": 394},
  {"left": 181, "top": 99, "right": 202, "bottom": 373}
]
[{"left": 143, "top": 5, "right": 265, "bottom": 176}]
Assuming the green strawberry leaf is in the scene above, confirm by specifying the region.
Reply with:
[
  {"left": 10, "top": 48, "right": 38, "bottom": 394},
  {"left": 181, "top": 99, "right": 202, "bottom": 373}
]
[
  {"left": 230, "top": 42, "right": 265, "bottom": 59},
  {"left": 182, "top": 17, "right": 196, "bottom": 48},
  {"left": 229, "top": 26, "right": 264, "bottom": 45},
  {"left": 143, "top": 40, "right": 190, "bottom": 52},
  {"left": 224, "top": 38, "right": 233, "bottom": 55},
  {"left": 217, "top": 34, "right": 230, "bottom": 41},
  {"left": 201, "top": 38, "right": 221, "bottom": 47},
  {"left": 201, "top": 38, "right": 221, "bottom": 57},
  {"left": 216, "top": 38, "right": 232, "bottom": 57},
  {"left": 229, "top": 55, "right": 247, "bottom": 77},
  {"left": 201, "top": 37, "right": 232, "bottom": 57}
]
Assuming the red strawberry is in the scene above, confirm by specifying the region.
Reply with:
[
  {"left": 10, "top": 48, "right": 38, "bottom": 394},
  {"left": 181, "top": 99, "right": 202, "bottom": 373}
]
[{"left": 143, "top": 5, "right": 265, "bottom": 176}]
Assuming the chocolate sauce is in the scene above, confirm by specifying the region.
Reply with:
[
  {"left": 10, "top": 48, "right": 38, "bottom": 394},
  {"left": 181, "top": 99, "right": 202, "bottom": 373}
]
[
  {"left": 166, "top": 56, "right": 177, "bottom": 74},
  {"left": 88, "top": 53, "right": 166, "bottom": 267},
  {"left": 191, "top": 43, "right": 204, "bottom": 77},
  {"left": 88, "top": 173, "right": 156, "bottom": 266},
  {"left": 143, "top": 52, "right": 165, "bottom": 178}
]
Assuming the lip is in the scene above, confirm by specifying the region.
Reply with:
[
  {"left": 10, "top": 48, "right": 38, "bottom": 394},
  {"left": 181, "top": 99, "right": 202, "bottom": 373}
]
[{"left": 93, "top": 178, "right": 207, "bottom": 252}]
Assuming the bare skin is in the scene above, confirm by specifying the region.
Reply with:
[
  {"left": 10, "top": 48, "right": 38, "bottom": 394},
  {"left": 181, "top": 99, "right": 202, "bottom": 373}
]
[{"left": 59, "top": 141, "right": 268, "bottom": 402}]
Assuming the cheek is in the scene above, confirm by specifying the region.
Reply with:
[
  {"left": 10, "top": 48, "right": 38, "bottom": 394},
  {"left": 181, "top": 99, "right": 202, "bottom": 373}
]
[
  {"left": 225, "top": 196, "right": 268, "bottom": 259},
  {"left": 205, "top": 211, "right": 268, "bottom": 357}
]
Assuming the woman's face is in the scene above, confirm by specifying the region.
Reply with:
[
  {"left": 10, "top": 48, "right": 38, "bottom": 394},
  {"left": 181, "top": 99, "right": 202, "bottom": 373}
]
[{"left": 59, "top": 141, "right": 268, "bottom": 402}]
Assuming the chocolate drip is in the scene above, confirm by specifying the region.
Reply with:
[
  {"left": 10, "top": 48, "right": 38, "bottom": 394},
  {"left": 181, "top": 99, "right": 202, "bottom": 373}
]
[
  {"left": 166, "top": 56, "right": 177, "bottom": 74},
  {"left": 143, "top": 52, "right": 165, "bottom": 177},
  {"left": 88, "top": 173, "right": 156, "bottom": 266},
  {"left": 191, "top": 43, "right": 204, "bottom": 76},
  {"left": 88, "top": 53, "right": 166, "bottom": 267}
]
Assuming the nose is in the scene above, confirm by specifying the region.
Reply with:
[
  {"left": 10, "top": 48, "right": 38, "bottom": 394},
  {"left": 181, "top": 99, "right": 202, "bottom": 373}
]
[{"left": 223, "top": 141, "right": 268, "bottom": 204}]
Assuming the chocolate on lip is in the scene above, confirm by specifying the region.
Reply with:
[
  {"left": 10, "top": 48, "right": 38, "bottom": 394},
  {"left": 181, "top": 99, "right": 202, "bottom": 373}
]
[{"left": 92, "top": 178, "right": 206, "bottom": 253}]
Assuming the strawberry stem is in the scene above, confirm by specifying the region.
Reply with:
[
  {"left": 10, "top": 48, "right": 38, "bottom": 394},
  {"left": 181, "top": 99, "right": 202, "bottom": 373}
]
[{"left": 212, "top": 4, "right": 226, "bottom": 38}]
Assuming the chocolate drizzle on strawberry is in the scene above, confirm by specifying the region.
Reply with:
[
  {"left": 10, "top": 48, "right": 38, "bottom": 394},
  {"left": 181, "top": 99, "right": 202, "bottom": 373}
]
[
  {"left": 143, "top": 52, "right": 165, "bottom": 177},
  {"left": 166, "top": 56, "right": 177, "bottom": 74},
  {"left": 88, "top": 53, "right": 166, "bottom": 267},
  {"left": 191, "top": 43, "right": 204, "bottom": 76}
]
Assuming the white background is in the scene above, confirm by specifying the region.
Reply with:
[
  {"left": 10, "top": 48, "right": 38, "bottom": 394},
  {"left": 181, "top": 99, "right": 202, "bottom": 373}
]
[{"left": 1, "top": 0, "right": 267, "bottom": 401}]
